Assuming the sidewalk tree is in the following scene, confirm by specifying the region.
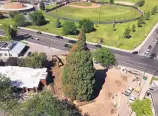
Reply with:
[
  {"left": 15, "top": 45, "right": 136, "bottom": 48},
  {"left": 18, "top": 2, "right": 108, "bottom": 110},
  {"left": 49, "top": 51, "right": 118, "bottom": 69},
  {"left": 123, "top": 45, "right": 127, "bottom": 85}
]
[
  {"left": 93, "top": 47, "right": 116, "bottom": 67},
  {"left": 124, "top": 27, "right": 131, "bottom": 38},
  {"left": 29, "top": 11, "right": 46, "bottom": 26},
  {"left": 78, "top": 19, "right": 94, "bottom": 33},
  {"left": 39, "top": 0, "right": 45, "bottom": 10},
  {"left": 145, "top": 11, "right": 150, "bottom": 20},
  {"left": 12, "top": 90, "right": 83, "bottom": 116},
  {"left": 132, "top": 24, "right": 136, "bottom": 32},
  {"left": 131, "top": 99, "right": 153, "bottom": 116},
  {"left": 62, "top": 21, "right": 78, "bottom": 35},
  {"left": 62, "top": 29, "right": 95, "bottom": 101}
]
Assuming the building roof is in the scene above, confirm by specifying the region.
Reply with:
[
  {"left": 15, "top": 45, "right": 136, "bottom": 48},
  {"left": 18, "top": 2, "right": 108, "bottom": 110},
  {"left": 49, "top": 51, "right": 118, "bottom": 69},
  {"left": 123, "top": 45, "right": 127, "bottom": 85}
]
[
  {"left": 0, "top": 42, "right": 6, "bottom": 48},
  {"left": 0, "top": 66, "right": 47, "bottom": 88},
  {"left": 10, "top": 42, "right": 26, "bottom": 55},
  {"left": 149, "top": 87, "right": 158, "bottom": 116}
]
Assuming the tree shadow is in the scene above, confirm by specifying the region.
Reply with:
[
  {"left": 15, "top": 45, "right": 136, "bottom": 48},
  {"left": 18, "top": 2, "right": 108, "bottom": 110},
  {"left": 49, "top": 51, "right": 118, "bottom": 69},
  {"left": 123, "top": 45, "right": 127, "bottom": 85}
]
[{"left": 91, "top": 68, "right": 108, "bottom": 100}]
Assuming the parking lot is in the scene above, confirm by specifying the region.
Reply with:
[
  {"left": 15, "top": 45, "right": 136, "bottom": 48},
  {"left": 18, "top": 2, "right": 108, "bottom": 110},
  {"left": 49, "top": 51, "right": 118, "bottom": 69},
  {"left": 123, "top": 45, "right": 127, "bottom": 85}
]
[{"left": 23, "top": 41, "right": 65, "bottom": 60}]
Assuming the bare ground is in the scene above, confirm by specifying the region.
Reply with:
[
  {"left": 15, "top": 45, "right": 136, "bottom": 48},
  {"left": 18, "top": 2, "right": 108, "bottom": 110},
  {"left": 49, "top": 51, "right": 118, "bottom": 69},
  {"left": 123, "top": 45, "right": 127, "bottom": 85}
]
[{"left": 69, "top": 3, "right": 101, "bottom": 9}]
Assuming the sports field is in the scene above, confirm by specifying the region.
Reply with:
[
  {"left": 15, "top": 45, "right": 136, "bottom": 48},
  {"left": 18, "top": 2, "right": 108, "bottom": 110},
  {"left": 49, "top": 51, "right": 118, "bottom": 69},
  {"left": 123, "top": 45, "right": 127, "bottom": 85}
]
[{"left": 49, "top": 3, "right": 141, "bottom": 22}]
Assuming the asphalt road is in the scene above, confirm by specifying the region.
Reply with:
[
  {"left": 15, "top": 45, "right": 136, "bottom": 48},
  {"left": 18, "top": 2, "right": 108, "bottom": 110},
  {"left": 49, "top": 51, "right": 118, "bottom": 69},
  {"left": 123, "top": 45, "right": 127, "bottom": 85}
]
[
  {"left": 1, "top": 28, "right": 158, "bottom": 76},
  {"left": 16, "top": 28, "right": 158, "bottom": 76}
]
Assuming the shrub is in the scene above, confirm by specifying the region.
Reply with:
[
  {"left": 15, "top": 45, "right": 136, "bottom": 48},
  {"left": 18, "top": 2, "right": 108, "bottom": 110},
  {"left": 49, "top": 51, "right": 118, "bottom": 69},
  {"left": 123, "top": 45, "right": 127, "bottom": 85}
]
[
  {"left": 137, "top": 0, "right": 145, "bottom": 7},
  {"left": 62, "top": 21, "right": 78, "bottom": 35}
]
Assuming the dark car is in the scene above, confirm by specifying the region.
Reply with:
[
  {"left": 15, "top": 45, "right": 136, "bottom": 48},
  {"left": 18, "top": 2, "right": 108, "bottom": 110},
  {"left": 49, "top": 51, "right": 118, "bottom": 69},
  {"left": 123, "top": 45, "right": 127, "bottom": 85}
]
[
  {"left": 37, "top": 31, "right": 42, "bottom": 34},
  {"left": 64, "top": 44, "right": 72, "bottom": 48},
  {"left": 68, "top": 40, "right": 76, "bottom": 43},
  {"left": 27, "top": 52, "right": 32, "bottom": 57},
  {"left": 95, "top": 44, "right": 102, "bottom": 48},
  {"left": 149, "top": 53, "right": 156, "bottom": 59},
  {"left": 55, "top": 36, "right": 63, "bottom": 39},
  {"left": 132, "top": 51, "right": 138, "bottom": 55}
]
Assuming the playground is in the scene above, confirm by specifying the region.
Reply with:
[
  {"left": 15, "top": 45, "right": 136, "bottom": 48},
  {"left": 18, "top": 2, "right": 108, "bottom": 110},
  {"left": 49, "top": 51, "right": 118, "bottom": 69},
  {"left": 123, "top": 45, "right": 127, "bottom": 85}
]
[{"left": 49, "top": 2, "right": 141, "bottom": 22}]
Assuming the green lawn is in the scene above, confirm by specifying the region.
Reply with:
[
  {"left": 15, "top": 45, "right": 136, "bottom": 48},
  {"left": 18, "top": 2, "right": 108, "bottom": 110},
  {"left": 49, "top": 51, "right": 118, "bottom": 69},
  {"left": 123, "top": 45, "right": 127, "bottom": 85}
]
[
  {"left": 0, "top": 0, "right": 158, "bottom": 49},
  {"left": 116, "top": 0, "right": 138, "bottom": 3},
  {"left": 50, "top": 4, "right": 140, "bottom": 22},
  {"left": 71, "top": 2, "right": 92, "bottom": 6},
  {"left": 46, "top": 3, "right": 57, "bottom": 10}
]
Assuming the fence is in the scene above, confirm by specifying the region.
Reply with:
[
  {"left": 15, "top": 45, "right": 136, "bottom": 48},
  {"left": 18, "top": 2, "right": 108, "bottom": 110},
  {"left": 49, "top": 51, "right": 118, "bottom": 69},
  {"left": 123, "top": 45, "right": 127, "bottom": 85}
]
[{"left": 46, "top": 2, "right": 143, "bottom": 24}]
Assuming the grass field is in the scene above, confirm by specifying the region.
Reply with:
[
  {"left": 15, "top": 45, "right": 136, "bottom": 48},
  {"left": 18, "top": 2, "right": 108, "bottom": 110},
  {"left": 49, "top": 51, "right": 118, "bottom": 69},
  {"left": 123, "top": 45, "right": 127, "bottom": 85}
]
[
  {"left": 50, "top": 4, "right": 140, "bottom": 22},
  {"left": 46, "top": 3, "right": 57, "bottom": 10},
  {"left": 0, "top": 0, "right": 158, "bottom": 50}
]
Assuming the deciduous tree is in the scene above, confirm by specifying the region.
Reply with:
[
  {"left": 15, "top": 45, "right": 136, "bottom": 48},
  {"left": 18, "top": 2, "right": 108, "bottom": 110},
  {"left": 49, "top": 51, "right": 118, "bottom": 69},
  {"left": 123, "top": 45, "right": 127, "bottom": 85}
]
[
  {"left": 124, "top": 27, "right": 131, "bottom": 38},
  {"left": 78, "top": 19, "right": 94, "bottom": 33},
  {"left": 131, "top": 99, "right": 153, "bottom": 116},
  {"left": 62, "top": 21, "right": 78, "bottom": 35},
  {"left": 136, "top": 0, "right": 145, "bottom": 7},
  {"left": 29, "top": 11, "right": 46, "bottom": 26},
  {"left": 39, "top": 0, "right": 45, "bottom": 10},
  {"left": 132, "top": 24, "right": 136, "bottom": 32},
  {"left": 14, "top": 13, "right": 26, "bottom": 26},
  {"left": 145, "top": 11, "right": 150, "bottom": 20},
  {"left": 13, "top": 90, "right": 83, "bottom": 116},
  {"left": 93, "top": 47, "right": 116, "bottom": 66}
]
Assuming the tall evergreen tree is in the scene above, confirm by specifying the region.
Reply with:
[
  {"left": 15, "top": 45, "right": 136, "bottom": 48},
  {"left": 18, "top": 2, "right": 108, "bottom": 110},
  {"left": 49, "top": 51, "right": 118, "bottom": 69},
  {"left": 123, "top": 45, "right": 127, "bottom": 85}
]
[{"left": 62, "top": 29, "right": 95, "bottom": 101}]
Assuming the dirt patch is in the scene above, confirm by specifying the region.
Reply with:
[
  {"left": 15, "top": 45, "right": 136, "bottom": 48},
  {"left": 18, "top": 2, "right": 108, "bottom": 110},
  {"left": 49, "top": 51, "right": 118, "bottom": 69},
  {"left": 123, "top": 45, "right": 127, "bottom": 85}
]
[
  {"left": 69, "top": 2, "right": 101, "bottom": 9},
  {"left": 79, "top": 64, "right": 134, "bottom": 116},
  {"left": 115, "top": 1, "right": 135, "bottom": 6}
]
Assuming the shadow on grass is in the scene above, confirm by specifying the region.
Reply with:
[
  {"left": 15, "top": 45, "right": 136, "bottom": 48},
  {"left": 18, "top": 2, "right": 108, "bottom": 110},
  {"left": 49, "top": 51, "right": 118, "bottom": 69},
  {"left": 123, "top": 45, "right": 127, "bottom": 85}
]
[{"left": 91, "top": 68, "right": 108, "bottom": 100}]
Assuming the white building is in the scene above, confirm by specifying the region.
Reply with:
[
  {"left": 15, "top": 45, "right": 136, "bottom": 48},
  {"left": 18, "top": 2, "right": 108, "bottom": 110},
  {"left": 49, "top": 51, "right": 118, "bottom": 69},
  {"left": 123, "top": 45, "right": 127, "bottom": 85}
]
[
  {"left": 0, "top": 66, "right": 48, "bottom": 92},
  {"left": 0, "top": 41, "right": 27, "bottom": 59}
]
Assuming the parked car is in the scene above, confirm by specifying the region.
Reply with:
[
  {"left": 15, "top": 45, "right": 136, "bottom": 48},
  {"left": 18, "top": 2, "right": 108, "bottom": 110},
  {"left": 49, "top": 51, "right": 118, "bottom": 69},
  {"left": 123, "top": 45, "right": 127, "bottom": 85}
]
[
  {"left": 95, "top": 44, "right": 102, "bottom": 48},
  {"left": 33, "top": 37, "right": 39, "bottom": 40},
  {"left": 124, "top": 87, "right": 134, "bottom": 96},
  {"left": 37, "top": 31, "right": 42, "bottom": 34},
  {"left": 128, "top": 95, "right": 136, "bottom": 103},
  {"left": 64, "top": 44, "right": 72, "bottom": 48},
  {"left": 149, "top": 53, "right": 156, "bottom": 59},
  {"left": 27, "top": 52, "right": 32, "bottom": 57},
  {"left": 132, "top": 51, "right": 138, "bottom": 55}
]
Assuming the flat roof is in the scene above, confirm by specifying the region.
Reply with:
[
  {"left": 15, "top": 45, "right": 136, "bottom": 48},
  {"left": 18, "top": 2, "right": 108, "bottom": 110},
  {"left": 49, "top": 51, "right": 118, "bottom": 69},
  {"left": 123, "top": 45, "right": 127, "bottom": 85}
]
[
  {"left": 0, "top": 66, "right": 47, "bottom": 88},
  {"left": 149, "top": 87, "right": 158, "bottom": 116},
  {"left": 10, "top": 42, "right": 26, "bottom": 55}
]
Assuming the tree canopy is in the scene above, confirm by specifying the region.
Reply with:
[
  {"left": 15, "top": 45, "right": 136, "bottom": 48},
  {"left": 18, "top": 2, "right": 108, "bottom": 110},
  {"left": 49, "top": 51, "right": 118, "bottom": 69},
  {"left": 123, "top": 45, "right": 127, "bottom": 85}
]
[
  {"left": 62, "top": 21, "right": 78, "bottom": 35},
  {"left": 2, "top": 24, "right": 17, "bottom": 39},
  {"left": 23, "top": 52, "right": 47, "bottom": 68},
  {"left": 0, "top": 74, "right": 18, "bottom": 114},
  {"left": 13, "top": 90, "right": 83, "bottom": 116},
  {"left": 39, "top": 0, "right": 45, "bottom": 10},
  {"left": 78, "top": 19, "right": 94, "bottom": 33},
  {"left": 131, "top": 98, "right": 153, "bottom": 116},
  {"left": 14, "top": 13, "right": 26, "bottom": 26},
  {"left": 62, "top": 29, "right": 95, "bottom": 101},
  {"left": 93, "top": 47, "right": 116, "bottom": 67},
  {"left": 29, "top": 11, "right": 46, "bottom": 26}
]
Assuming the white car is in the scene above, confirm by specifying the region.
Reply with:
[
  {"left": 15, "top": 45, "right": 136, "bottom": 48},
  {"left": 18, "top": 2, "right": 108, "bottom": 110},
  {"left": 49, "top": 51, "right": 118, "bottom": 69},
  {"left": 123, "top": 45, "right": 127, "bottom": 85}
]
[
  {"left": 124, "top": 87, "right": 134, "bottom": 96},
  {"left": 129, "top": 95, "right": 136, "bottom": 103},
  {"left": 34, "top": 37, "right": 39, "bottom": 40}
]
